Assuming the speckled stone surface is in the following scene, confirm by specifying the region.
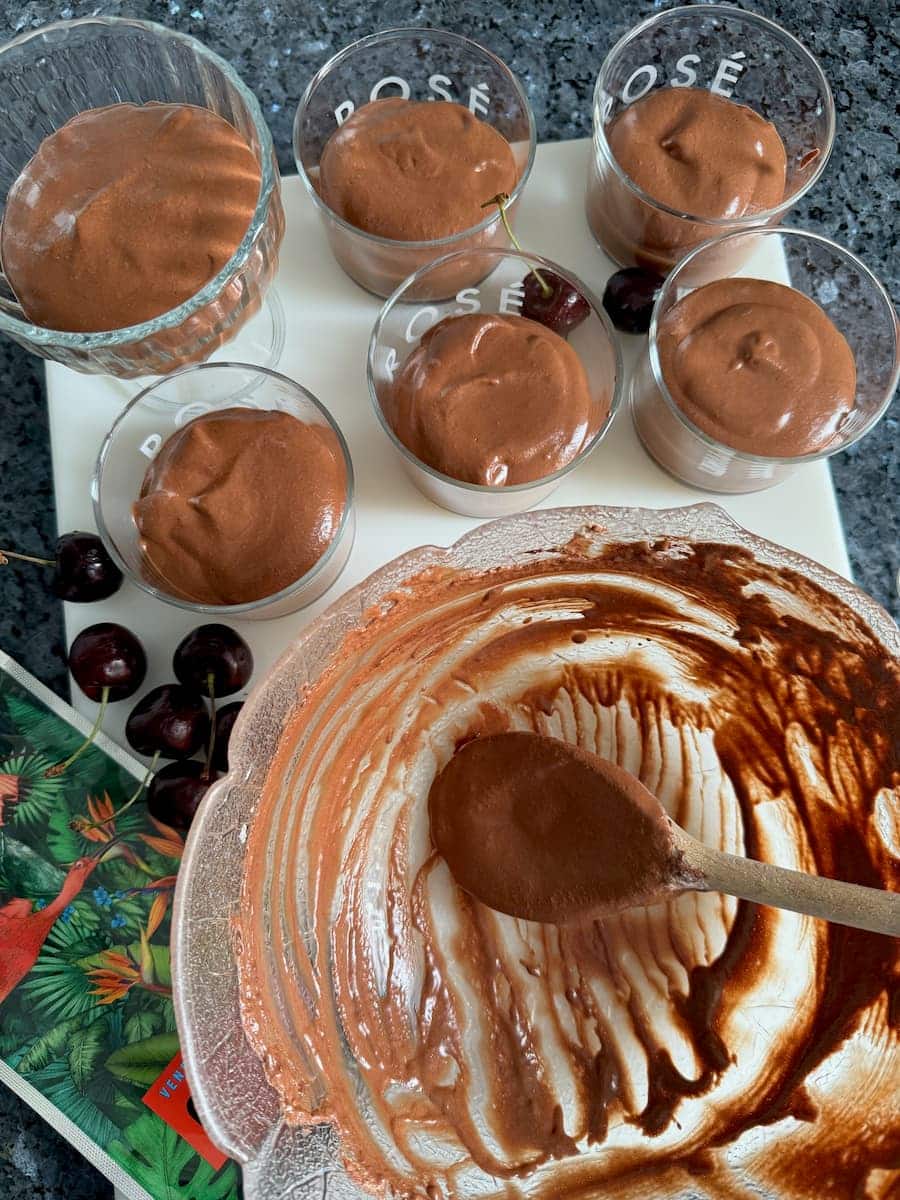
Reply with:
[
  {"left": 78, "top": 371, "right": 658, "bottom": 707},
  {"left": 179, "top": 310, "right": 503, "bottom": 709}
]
[{"left": 0, "top": 1, "right": 896, "bottom": 1196}]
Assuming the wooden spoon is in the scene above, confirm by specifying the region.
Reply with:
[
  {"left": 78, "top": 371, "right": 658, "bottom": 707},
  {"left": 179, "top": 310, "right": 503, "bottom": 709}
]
[{"left": 428, "top": 731, "right": 900, "bottom": 937}]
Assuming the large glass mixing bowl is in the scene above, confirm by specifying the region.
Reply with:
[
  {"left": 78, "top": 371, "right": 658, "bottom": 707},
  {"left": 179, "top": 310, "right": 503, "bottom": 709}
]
[{"left": 173, "top": 503, "right": 900, "bottom": 1199}]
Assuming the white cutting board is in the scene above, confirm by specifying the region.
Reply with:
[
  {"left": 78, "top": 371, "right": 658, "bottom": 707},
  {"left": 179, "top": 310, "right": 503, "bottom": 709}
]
[{"left": 46, "top": 138, "right": 851, "bottom": 749}]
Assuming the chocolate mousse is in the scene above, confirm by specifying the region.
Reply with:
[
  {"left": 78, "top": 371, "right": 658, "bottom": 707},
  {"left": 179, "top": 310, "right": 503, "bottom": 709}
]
[
  {"left": 655, "top": 278, "right": 856, "bottom": 456},
  {"left": 430, "top": 731, "right": 685, "bottom": 923},
  {"left": 133, "top": 408, "right": 346, "bottom": 605},
  {"left": 382, "top": 312, "right": 601, "bottom": 485},
  {"left": 317, "top": 98, "right": 517, "bottom": 242},
  {"left": 588, "top": 87, "right": 788, "bottom": 272},
  {"left": 1, "top": 102, "right": 261, "bottom": 332}
]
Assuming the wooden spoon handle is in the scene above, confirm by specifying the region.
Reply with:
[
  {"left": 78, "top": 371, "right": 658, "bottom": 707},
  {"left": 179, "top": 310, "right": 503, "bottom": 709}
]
[{"left": 677, "top": 830, "right": 900, "bottom": 937}]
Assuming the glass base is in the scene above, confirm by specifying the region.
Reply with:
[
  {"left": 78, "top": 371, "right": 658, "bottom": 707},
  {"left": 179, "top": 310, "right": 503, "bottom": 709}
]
[
  {"left": 204, "top": 285, "right": 286, "bottom": 372},
  {"left": 106, "top": 287, "right": 286, "bottom": 408}
]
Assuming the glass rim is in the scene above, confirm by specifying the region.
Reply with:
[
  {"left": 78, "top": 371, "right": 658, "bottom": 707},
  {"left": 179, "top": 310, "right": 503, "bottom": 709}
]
[
  {"left": 367, "top": 246, "right": 624, "bottom": 494},
  {"left": 646, "top": 225, "right": 900, "bottom": 466},
  {"left": 0, "top": 15, "right": 280, "bottom": 348},
  {"left": 292, "top": 26, "right": 538, "bottom": 250},
  {"left": 92, "top": 360, "right": 356, "bottom": 614},
  {"left": 591, "top": 4, "right": 836, "bottom": 227}
]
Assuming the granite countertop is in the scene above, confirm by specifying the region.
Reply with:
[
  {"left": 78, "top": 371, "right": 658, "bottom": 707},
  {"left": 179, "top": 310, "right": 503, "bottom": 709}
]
[{"left": 0, "top": 1, "right": 896, "bottom": 1197}]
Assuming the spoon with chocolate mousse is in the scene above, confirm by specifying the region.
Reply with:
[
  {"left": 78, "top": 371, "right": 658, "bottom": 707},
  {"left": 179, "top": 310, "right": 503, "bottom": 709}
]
[{"left": 430, "top": 731, "right": 900, "bottom": 936}]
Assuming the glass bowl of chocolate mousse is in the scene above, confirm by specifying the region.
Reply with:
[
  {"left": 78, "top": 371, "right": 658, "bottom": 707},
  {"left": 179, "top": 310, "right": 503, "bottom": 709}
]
[
  {"left": 586, "top": 5, "right": 835, "bottom": 276},
  {"left": 173, "top": 503, "right": 900, "bottom": 1200},
  {"left": 631, "top": 227, "right": 900, "bottom": 494},
  {"left": 293, "top": 28, "right": 536, "bottom": 299},
  {"left": 368, "top": 247, "right": 622, "bottom": 517},
  {"left": 93, "top": 363, "right": 355, "bottom": 618},
  {"left": 0, "top": 17, "right": 284, "bottom": 377}
]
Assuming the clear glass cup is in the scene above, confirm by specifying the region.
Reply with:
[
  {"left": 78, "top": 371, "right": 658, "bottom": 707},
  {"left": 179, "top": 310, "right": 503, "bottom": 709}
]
[
  {"left": 368, "top": 247, "right": 622, "bottom": 517},
  {"left": 0, "top": 17, "right": 285, "bottom": 378},
  {"left": 586, "top": 5, "right": 835, "bottom": 274},
  {"left": 293, "top": 28, "right": 536, "bottom": 299},
  {"left": 631, "top": 227, "right": 900, "bottom": 493},
  {"left": 93, "top": 362, "right": 355, "bottom": 619}
]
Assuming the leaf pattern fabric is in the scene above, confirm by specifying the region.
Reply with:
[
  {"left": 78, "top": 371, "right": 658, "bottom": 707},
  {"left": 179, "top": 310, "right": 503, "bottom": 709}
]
[{"left": 0, "top": 664, "right": 238, "bottom": 1199}]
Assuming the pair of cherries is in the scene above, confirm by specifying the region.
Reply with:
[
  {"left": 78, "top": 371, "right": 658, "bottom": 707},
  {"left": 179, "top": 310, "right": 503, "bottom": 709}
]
[
  {"left": 67, "top": 622, "right": 250, "bottom": 830},
  {"left": 522, "top": 266, "right": 663, "bottom": 338},
  {"left": 486, "top": 191, "right": 664, "bottom": 339}
]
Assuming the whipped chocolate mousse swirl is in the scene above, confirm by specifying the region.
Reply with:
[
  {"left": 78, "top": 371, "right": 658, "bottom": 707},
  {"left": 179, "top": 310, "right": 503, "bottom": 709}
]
[{"left": 238, "top": 535, "right": 900, "bottom": 1198}]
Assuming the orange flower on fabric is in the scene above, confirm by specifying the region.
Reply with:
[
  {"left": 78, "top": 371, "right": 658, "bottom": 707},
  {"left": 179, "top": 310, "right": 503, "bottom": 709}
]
[
  {"left": 139, "top": 814, "right": 185, "bottom": 860},
  {"left": 87, "top": 950, "right": 140, "bottom": 1004},
  {"left": 0, "top": 773, "right": 19, "bottom": 826}
]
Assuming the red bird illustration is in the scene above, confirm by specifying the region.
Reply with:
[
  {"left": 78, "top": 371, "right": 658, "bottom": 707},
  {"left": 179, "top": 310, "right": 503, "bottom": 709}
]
[{"left": 0, "top": 839, "right": 120, "bottom": 1004}]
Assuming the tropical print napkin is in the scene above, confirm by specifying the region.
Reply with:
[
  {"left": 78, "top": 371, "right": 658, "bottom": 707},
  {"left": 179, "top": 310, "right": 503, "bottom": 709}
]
[{"left": 0, "top": 650, "right": 239, "bottom": 1200}]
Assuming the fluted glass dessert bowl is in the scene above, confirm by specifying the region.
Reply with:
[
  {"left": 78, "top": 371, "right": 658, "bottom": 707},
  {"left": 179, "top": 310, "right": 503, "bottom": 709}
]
[
  {"left": 0, "top": 17, "right": 284, "bottom": 377},
  {"left": 173, "top": 503, "right": 900, "bottom": 1200}
]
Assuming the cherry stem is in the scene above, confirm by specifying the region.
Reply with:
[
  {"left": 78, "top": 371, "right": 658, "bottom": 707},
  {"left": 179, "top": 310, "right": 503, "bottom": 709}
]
[
  {"left": 73, "top": 752, "right": 160, "bottom": 830},
  {"left": 203, "top": 672, "right": 217, "bottom": 782},
  {"left": 481, "top": 192, "right": 552, "bottom": 299},
  {"left": 0, "top": 548, "right": 55, "bottom": 568},
  {"left": 46, "top": 687, "right": 109, "bottom": 777}
]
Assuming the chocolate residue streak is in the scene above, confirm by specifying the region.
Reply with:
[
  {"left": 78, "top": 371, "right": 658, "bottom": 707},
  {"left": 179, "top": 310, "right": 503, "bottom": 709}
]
[{"left": 237, "top": 538, "right": 900, "bottom": 1199}]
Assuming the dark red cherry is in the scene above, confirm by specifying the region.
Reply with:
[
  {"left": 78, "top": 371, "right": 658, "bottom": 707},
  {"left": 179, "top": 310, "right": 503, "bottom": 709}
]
[
  {"left": 52, "top": 532, "right": 123, "bottom": 601},
  {"left": 147, "top": 760, "right": 219, "bottom": 831},
  {"left": 211, "top": 701, "right": 243, "bottom": 773},
  {"left": 602, "top": 267, "right": 665, "bottom": 334},
  {"left": 0, "top": 531, "right": 122, "bottom": 602},
  {"left": 521, "top": 269, "right": 591, "bottom": 338},
  {"left": 126, "top": 684, "right": 210, "bottom": 760},
  {"left": 68, "top": 623, "right": 146, "bottom": 702},
  {"left": 173, "top": 624, "right": 253, "bottom": 699}
]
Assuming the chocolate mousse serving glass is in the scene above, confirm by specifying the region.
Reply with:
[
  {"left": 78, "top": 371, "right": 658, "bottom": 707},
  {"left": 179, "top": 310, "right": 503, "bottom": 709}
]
[
  {"left": 294, "top": 28, "right": 536, "bottom": 299},
  {"left": 93, "top": 363, "right": 355, "bottom": 618},
  {"left": 631, "top": 227, "right": 900, "bottom": 493},
  {"left": 587, "top": 6, "right": 835, "bottom": 274},
  {"left": 369, "top": 247, "right": 621, "bottom": 517},
  {"left": 0, "top": 17, "right": 284, "bottom": 377}
]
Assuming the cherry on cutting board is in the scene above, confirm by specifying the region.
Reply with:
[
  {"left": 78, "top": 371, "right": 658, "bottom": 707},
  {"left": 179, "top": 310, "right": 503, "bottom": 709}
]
[
  {"left": 148, "top": 760, "right": 219, "bottom": 831},
  {"left": 521, "top": 269, "right": 591, "bottom": 339},
  {"left": 69, "top": 622, "right": 146, "bottom": 702},
  {"left": 173, "top": 624, "right": 253, "bottom": 699},
  {"left": 211, "top": 701, "right": 244, "bottom": 773},
  {"left": 48, "top": 622, "right": 147, "bottom": 777},
  {"left": 602, "top": 267, "right": 665, "bottom": 335},
  {"left": 0, "top": 531, "right": 122, "bottom": 602},
  {"left": 481, "top": 191, "right": 590, "bottom": 339},
  {"left": 125, "top": 684, "right": 210, "bottom": 760}
]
